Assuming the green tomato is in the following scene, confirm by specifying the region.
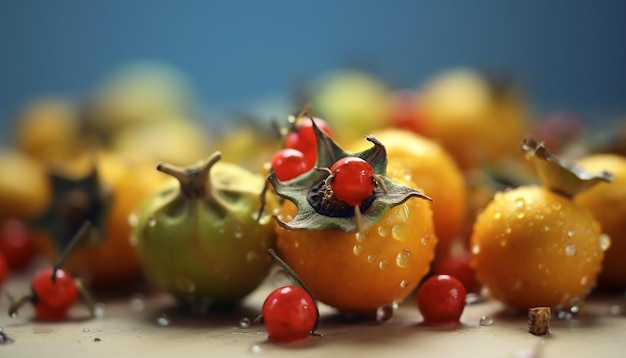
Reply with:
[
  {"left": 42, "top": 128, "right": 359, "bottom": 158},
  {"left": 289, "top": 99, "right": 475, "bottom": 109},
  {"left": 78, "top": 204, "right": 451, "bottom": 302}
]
[{"left": 135, "top": 152, "right": 277, "bottom": 310}]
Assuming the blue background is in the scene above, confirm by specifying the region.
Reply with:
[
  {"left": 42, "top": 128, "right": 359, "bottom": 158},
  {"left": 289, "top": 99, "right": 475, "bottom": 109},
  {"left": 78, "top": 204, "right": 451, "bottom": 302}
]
[{"left": 1, "top": 0, "right": 625, "bottom": 137}]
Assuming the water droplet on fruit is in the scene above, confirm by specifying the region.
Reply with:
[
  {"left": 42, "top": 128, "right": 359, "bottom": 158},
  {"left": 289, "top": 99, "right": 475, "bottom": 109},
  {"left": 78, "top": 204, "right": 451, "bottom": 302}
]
[
  {"left": 176, "top": 276, "right": 196, "bottom": 293},
  {"left": 479, "top": 315, "right": 494, "bottom": 326},
  {"left": 378, "top": 260, "right": 389, "bottom": 270},
  {"left": 493, "top": 211, "right": 502, "bottom": 220},
  {"left": 353, "top": 244, "right": 364, "bottom": 256},
  {"left": 367, "top": 254, "right": 377, "bottom": 263},
  {"left": 542, "top": 225, "right": 551, "bottom": 232},
  {"left": 565, "top": 245, "right": 577, "bottom": 256},
  {"left": 580, "top": 276, "right": 589, "bottom": 286},
  {"left": 127, "top": 213, "right": 139, "bottom": 227},
  {"left": 471, "top": 244, "right": 480, "bottom": 255},
  {"left": 355, "top": 231, "right": 366, "bottom": 243},
  {"left": 391, "top": 225, "right": 407, "bottom": 242},
  {"left": 420, "top": 235, "right": 430, "bottom": 246},
  {"left": 567, "top": 230, "right": 574, "bottom": 238},
  {"left": 599, "top": 234, "right": 611, "bottom": 252},
  {"left": 515, "top": 197, "right": 525, "bottom": 209},
  {"left": 234, "top": 226, "right": 244, "bottom": 239},
  {"left": 552, "top": 201, "right": 562, "bottom": 211},
  {"left": 505, "top": 227, "right": 512, "bottom": 234},
  {"left": 239, "top": 317, "right": 251, "bottom": 328},
  {"left": 157, "top": 314, "right": 170, "bottom": 327},
  {"left": 130, "top": 295, "right": 145, "bottom": 312},
  {"left": 148, "top": 216, "right": 157, "bottom": 228},
  {"left": 246, "top": 250, "right": 259, "bottom": 263},
  {"left": 516, "top": 212, "right": 525, "bottom": 219},
  {"left": 376, "top": 305, "right": 394, "bottom": 322},
  {"left": 377, "top": 226, "right": 389, "bottom": 237},
  {"left": 293, "top": 239, "right": 300, "bottom": 248},
  {"left": 395, "top": 249, "right": 412, "bottom": 268},
  {"left": 499, "top": 238, "right": 507, "bottom": 247},
  {"left": 400, "top": 280, "right": 409, "bottom": 288}
]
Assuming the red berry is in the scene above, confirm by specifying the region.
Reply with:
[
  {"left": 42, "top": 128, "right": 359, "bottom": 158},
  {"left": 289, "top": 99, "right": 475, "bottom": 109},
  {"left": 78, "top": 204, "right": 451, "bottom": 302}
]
[
  {"left": 262, "top": 285, "right": 317, "bottom": 343},
  {"left": 271, "top": 148, "right": 310, "bottom": 181},
  {"left": 0, "top": 219, "right": 37, "bottom": 270},
  {"left": 286, "top": 118, "right": 333, "bottom": 168},
  {"left": 433, "top": 252, "right": 479, "bottom": 293},
  {"left": 330, "top": 157, "right": 376, "bottom": 206},
  {"left": 31, "top": 268, "right": 78, "bottom": 321},
  {"left": 417, "top": 274, "right": 467, "bottom": 326},
  {"left": 390, "top": 90, "right": 426, "bottom": 135}
]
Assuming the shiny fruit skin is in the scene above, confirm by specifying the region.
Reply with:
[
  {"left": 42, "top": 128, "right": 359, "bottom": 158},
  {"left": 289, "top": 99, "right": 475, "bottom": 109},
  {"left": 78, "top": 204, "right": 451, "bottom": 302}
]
[
  {"left": 471, "top": 186, "right": 605, "bottom": 310},
  {"left": 276, "top": 176, "right": 437, "bottom": 315},
  {"left": 271, "top": 148, "right": 310, "bottom": 181},
  {"left": 135, "top": 161, "right": 277, "bottom": 307},
  {"left": 347, "top": 129, "right": 467, "bottom": 252},
  {"left": 330, "top": 157, "right": 376, "bottom": 206},
  {"left": 417, "top": 275, "right": 467, "bottom": 326},
  {"left": 262, "top": 286, "right": 317, "bottom": 343},
  {"left": 574, "top": 154, "right": 626, "bottom": 289},
  {"left": 31, "top": 268, "right": 78, "bottom": 321}
]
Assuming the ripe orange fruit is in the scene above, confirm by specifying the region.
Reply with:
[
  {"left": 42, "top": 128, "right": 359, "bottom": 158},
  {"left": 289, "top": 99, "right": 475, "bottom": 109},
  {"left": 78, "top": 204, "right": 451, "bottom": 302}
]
[
  {"left": 574, "top": 154, "right": 626, "bottom": 289},
  {"left": 470, "top": 185, "right": 607, "bottom": 310},
  {"left": 347, "top": 128, "right": 467, "bottom": 252},
  {"left": 276, "top": 174, "right": 437, "bottom": 315}
]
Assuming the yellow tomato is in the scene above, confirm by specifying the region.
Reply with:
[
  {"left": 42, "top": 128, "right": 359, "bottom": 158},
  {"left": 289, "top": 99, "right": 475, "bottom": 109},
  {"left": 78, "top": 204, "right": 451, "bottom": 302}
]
[{"left": 0, "top": 149, "right": 51, "bottom": 219}]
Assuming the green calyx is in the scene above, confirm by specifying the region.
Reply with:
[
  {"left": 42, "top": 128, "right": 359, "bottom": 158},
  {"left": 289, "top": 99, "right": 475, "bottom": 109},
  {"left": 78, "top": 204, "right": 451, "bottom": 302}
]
[
  {"left": 268, "top": 119, "right": 431, "bottom": 233},
  {"left": 521, "top": 138, "right": 613, "bottom": 198}
]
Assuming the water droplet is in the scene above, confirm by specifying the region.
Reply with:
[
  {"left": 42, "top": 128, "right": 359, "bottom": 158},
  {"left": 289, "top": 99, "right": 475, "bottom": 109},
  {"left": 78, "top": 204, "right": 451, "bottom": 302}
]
[
  {"left": 609, "top": 305, "right": 623, "bottom": 315},
  {"left": 239, "top": 317, "right": 251, "bottom": 328},
  {"left": 246, "top": 250, "right": 259, "bottom": 263},
  {"left": 293, "top": 240, "right": 299, "bottom": 248},
  {"left": 542, "top": 225, "right": 551, "bottom": 232},
  {"left": 515, "top": 197, "right": 526, "bottom": 209},
  {"left": 94, "top": 303, "right": 106, "bottom": 319},
  {"left": 355, "top": 231, "right": 366, "bottom": 243},
  {"left": 493, "top": 211, "right": 502, "bottom": 220},
  {"left": 148, "top": 216, "right": 157, "bottom": 228},
  {"left": 234, "top": 226, "right": 244, "bottom": 239},
  {"left": 420, "top": 235, "right": 430, "bottom": 246},
  {"left": 378, "top": 260, "right": 389, "bottom": 270},
  {"left": 256, "top": 213, "right": 271, "bottom": 225},
  {"left": 376, "top": 305, "right": 394, "bottom": 322},
  {"left": 499, "top": 239, "right": 507, "bottom": 247},
  {"left": 567, "top": 230, "right": 574, "bottom": 238},
  {"left": 395, "top": 249, "right": 412, "bottom": 268},
  {"left": 479, "top": 315, "right": 494, "bottom": 326},
  {"left": 157, "top": 314, "right": 170, "bottom": 327},
  {"left": 516, "top": 212, "right": 525, "bottom": 219},
  {"left": 599, "top": 234, "right": 611, "bottom": 252},
  {"left": 391, "top": 225, "right": 407, "bottom": 242},
  {"left": 367, "top": 254, "right": 377, "bottom": 263},
  {"left": 82, "top": 328, "right": 91, "bottom": 332},
  {"left": 552, "top": 201, "right": 562, "bottom": 211},
  {"left": 400, "top": 280, "right": 409, "bottom": 288},
  {"left": 565, "top": 245, "right": 577, "bottom": 256},
  {"left": 471, "top": 244, "right": 480, "bottom": 255},
  {"left": 250, "top": 344, "right": 262, "bottom": 354},
  {"left": 352, "top": 244, "right": 364, "bottom": 256},
  {"left": 130, "top": 296, "right": 145, "bottom": 312},
  {"left": 580, "top": 276, "right": 588, "bottom": 286},
  {"left": 505, "top": 227, "right": 512, "bottom": 234},
  {"left": 127, "top": 213, "right": 139, "bottom": 228},
  {"left": 176, "top": 276, "right": 196, "bottom": 293},
  {"left": 377, "top": 226, "right": 389, "bottom": 237}
]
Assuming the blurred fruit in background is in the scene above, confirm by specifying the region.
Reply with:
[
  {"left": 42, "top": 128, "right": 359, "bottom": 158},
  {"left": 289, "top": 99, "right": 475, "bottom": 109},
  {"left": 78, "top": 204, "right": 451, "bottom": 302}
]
[
  {"left": 34, "top": 152, "right": 167, "bottom": 288},
  {"left": 309, "top": 69, "right": 391, "bottom": 144},
  {"left": 574, "top": 154, "right": 626, "bottom": 289},
  {"left": 416, "top": 68, "right": 529, "bottom": 171},
  {"left": 0, "top": 219, "right": 38, "bottom": 271},
  {"left": 11, "top": 97, "right": 85, "bottom": 165},
  {"left": 0, "top": 148, "right": 51, "bottom": 220},
  {"left": 84, "top": 61, "right": 202, "bottom": 144},
  {"left": 531, "top": 111, "right": 586, "bottom": 155}
]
